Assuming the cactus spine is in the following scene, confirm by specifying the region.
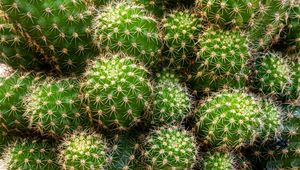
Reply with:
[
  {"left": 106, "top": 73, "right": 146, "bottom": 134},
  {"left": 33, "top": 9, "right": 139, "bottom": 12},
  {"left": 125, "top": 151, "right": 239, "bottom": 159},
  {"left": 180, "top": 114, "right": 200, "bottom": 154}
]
[{"left": 203, "top": 152, "right": 234, "bottom": 170}]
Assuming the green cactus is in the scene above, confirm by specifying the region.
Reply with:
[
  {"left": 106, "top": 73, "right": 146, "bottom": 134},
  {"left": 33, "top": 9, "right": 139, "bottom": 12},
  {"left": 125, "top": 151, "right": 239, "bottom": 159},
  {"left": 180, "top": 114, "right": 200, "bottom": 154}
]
[
  {"left": 1, "top": 0, "right": 98, "bottom": 75},
  {"left": 81, "top": 53, "right": 153, "bottom": 131},
  {"left": 195, "top": 0, "right": 260, "bottom": 27},
  {"left": 132, "top": 0, "right": 165, "bottom": 18},
  {"left": 151, "top": 71, "right": 191, "bottom": 125},
  {"left": 252, "top": 52, "right": 291, "bottom": 96},
  {"left": 163, "top": 0, "right": 195, "bottom": 9},
  {"left": 93, "top": 0, "right": 111, "bottom": 7},
  {"left": 0, "top": 132, "right": 13, "bottom": 157},
  {"left": 93, "top": 2, "right": 163, "bottom": 67},
  {"left": 59, "top": 130, "right": 107, "bottom": 170},
  {"left": 162, "top": 10, "right": 202, "bottom": 69},
  {"left": 0, "top": 16, "right": 45, "bottom": 71},
  {"left": 4, "top": 138, "right": 59, "bottom": 170},
  {"left": 202, "top": 152, "right": 234, "bottom": 170},
  {"left": 286, "top": 56, "right": 300, "bottom": 101},
  {"left": 194, "top": 90, "right": 279, "bottom": 149},
  {"left": 189, "top": 28, "right": 250, "bottom": 94},
  {"left": 285, "top": 1, "right": 300, "bottom": 54},
  {"left": 24, "top": 77, "right": 86, "bottom": 137},
  {"left": 0, "top": 71, "right": 44, "bottom": 133},
  {"left": 143, "top": 125, "right": 198, "bottom": 169}
]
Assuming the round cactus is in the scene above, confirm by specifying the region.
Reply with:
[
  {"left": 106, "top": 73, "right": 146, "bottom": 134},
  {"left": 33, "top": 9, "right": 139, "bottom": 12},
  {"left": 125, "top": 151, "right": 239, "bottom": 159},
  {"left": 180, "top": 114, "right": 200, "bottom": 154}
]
[
  {"left": 24, "top": 77, "right": 86, "bottom": 137},
  {"left": 93, "top": 2, "right": 163, "bottom": 67},
  {"left": 151, "top": 71, "right": 191, "bottom": 125},
  {"left": 252, "top": 53, "right": 291, "bottom": 96},
  {"left": 81, "top": 53, "right": 153, "bottom": 131},
  {"left": 189, "top": 28, "right": 250, "bottom": 94},
  {"left": 202, "top": 152, "right": 234, "bottom": 170},
  {"left": 194, "top": 90, "right": 265, "bottom": 149},
  {"left": 1, "top": 0, "right": 98, "bottom": 75},
  {"left": 196, "top": 0, "right": 260, "bottom": 27},
  {"left": 143, "top": 126, "right": 198, "bottom": 169},
  {"left": 59, "top": 130, "right": 107, "bottom": 170},
  {"left": 133, "top": 0, "right": 165, "bottom": 18},
  {"left": 286, "top": 57, "right": 300, "bottom": 101},
  {"left": 162, "top": 10, "right": 202, "bottom": 69},
  {"left": 0, "top": 71, "right": 43, "bottom": 133},
  {"left": 285, "top": 1, "right": 300, "bottom": 54},
  {"left": 4, "top": 138, "right": 59, "bottom": 170}
]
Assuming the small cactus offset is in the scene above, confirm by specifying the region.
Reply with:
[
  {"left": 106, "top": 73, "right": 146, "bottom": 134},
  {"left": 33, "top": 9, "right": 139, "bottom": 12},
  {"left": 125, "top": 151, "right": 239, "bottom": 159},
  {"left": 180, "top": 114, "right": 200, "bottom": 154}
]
[
  {"left": 151, "top": 71, "right": 191, "bottom": 125},
  {"left": 1, "top": 0, "right": 98, "bottom": 75},
  {"left": 161, "top": 10, "right": 202, "bottom": 69},
  {"left": 24, "top": 77, "right": 86, "bottom": 137},
  {"left": 93, "top": 2, "right": 163, "bottom": 67},
  {"left": 202, "top": 152, "right": 234, "bottom": 170},
  {"left": 0, "top": 71, "right": 43, "bottom": 133},
  {"left": 59, "top": 130, "right": 107, "bottom": 170},
  {"left": 4, "top": 138, "right": 59, "bottom": 170},
  {"left": 252, "top": 52, "right": 291, "bottom": 97},
  {"left": 81, "top": 53, "right": 153, "bottom": 131},
  {"left": 189, "top": 28, "right": 250, "bottom": 95},
  {"left": 143, "top": 125, "right": 198, "bottom": 169}
]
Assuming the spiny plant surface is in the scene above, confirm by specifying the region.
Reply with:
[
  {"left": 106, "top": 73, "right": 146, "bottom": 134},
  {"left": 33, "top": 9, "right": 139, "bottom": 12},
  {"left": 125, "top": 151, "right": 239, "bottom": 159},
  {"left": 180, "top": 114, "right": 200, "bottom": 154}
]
[
  {"left": 93, "top": 2, "right": 162, "bottom": 67},
  {"left": 285, "top": 1, "right": 300, "bottom": 54},
  {"left": 189, "top": 28, "right": 250, "bottom": 95},
  {"left": 202, "top": 152, "right": 233, "bottom": 170},
  {"left": 0, "top": 71, "right": 43, "bottom": 133},
  {"left": 252, "top": 52, "right": 291, "bottom": 97},
  {"left": 5, "top": 139, "right": 59, "bottom": 170},
  {"left": 152, "top": 71, "right": 191, "bottom": 125},
  {"left": 81, "top": 53, "right": 153, "bottom": 131},
  {"left": 59, "top": 131, "right": 107, "bottom": 170},
  {"left": 286, "top": 56, "right": 300, "bottom": 101},
  {"left": 1, "top": 0, "right": 98, "bottom": 75},
  {"left": 162, "top": 10, "right": 202, "bottom": 69},
  {"left": 24, "top": 77, "right": 86, "bottom": 137},
  {"left": 143, "top": 126, "right": 198, "bottom": 169},
  {"left": 132, "top": 0, "right": 164, "bottom": 18}
]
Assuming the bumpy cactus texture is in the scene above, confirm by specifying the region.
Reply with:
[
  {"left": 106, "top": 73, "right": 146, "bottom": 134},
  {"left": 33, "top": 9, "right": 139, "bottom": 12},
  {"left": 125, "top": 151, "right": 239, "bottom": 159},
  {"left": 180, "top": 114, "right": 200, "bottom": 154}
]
[
  {"left": 196, "top": 0, "right": 259, "bottom": 27},
  {"left": 286, "top": 1, "right": 300, "bottom": 54},
  {"left": 1, "top": 0, "right": 97, "bottom": 75},
  {"left": 144, "top": 126, "right": 197, "bottom": 169},
  {"left": 194, "top": 90, "right": 269, "bottom": 149},
  {"left": 152, "top": 71, "right": 190, "bottom": 125},
  {"left": 189, "top": 28, "right": 250, "bottom": 94},
  {"left": 24, "top": 77, "right": 85, "bottom": 137},
  {"left": 252, "top": 53, "right": 291, "bottom": 96},
  {"left": 162, "top": 10, "right": 202, "bottom": 69},
  {"left": 81, "top": 53, "right": 153, "bottom": 130},
  {"left": 5, "top": 139, "right": 59, "bottom": 170},
  {"left": 287, "top": 57, "right": 300, "bottom": 101},
  {"left": 133, "top": 0, "right": 164, "bottom": 18},
  {"left": 0, "top": 71, "right": 42, "bottom": 133},
  {"left": 203, "top": 152, "right": 233, "bottom": 170},
  {"left": 59, "top": 131, "right": 107, "bottom": 170},
  {"left": 93, "top": 2, "right": 162, "bottom": 67}
]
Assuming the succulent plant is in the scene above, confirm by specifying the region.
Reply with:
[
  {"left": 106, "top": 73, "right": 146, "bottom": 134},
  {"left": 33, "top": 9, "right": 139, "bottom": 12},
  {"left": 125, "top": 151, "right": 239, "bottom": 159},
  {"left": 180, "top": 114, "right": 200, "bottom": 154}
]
[
  {"left": 1, "top": 0, "right": 98, "bottom": 75},
  {"left": 59, "top": 130, "right": 107, "bottom": 170},
  {"left": 24, "top": 77, "right": 86, "bottom": 137},
  {"left": 133, "top": 0, "right": 165, "bottom": 18},
  {"left": 161, "top": 10, "right": 202, "bottom": 69},
  {"left": 252, "top": 52, "right": 291, "bottom": 96},
  {"left": 285, "top": 1, "right": 300, "bottom": 54},
  {"left": 143, "top": 125, "right": 198, "bottom": 169},
  {"left": 4, "top": 138, "right": 59, "bottom": 170},
  {"left": 163, "top": 0, "right": 195, "bottom": 9},
  {"left": 202, "top": 152, "right": 234, "bottom": 170},
  {"left": 0, "top": 71, "right": 43, "bottom": 133},
  {"left": 81, "top": 53, "right": 153, "bottom": 131},
  {"left": 151, "top": 71, "right": 191, "bottom": 125},
  {"left": 286, "top": 56, "right": 300, "bottom": 101},
  {"left": 189, "top": 28, "right": 250, "bottom": 95},
  {"left": 93, "top": 2, "right": 163, "bottom": 67}
]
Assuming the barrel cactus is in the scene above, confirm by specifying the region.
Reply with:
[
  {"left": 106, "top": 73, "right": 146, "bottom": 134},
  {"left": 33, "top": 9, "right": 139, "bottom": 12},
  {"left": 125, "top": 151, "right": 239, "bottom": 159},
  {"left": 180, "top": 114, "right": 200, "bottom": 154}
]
[
  {"left": 81, "top": 53, "right": 153, "bottom": 131},
  {"left": 93, "top": 2, "right": 162, "bottom": 67}
]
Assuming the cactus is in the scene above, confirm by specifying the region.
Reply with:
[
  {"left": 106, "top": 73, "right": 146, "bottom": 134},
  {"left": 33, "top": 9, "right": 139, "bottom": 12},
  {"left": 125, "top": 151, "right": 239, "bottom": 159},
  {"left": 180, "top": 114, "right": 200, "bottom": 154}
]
[
  {"left": 163, "top": 0, "right": 195, "bottom": 9},
  {"left": 4, "top": 138, "right": 59, "bottom": 170},
  {"left": 143, "top": 125, "right": 197, "bottom": 169},
  {"left": 0, "top": 15, "right": 45, "bottom": 71},
  {"left": 0, "top": 71, "right": 43, "bottom": 133},
  {"left": 93, "top": 2, "right": 162, "bottom": 67},
  {"left": 151, "top": 71, "right": 191, "bottom": 125},
  {"left": 195, "top": 0, "right": 260, "bottom": 27},
  {"left": 0, "top": 132, "right": 13, "bottom": 157},
  {"left": 202, "top": 152, "right": 234, "bottom": 170},
  {"left": 132, "top": 0, "right": 165, "bottom": 18},
  {"left": 59, "top": 130, "right": 107, "bottom": 170},
  {"left": 194, "top": 90, "right": 280, "bottom": 149},
  {"left": 81, "top": 53, "right": 153, "bottom": 131},
  {"left": 161, "top": 10, "right": 202, "bottom": 69},
  {"left": 24, "top": 77, "right": 86, "bottom": 137},
  {"left": 1, "top": 0, "right": 98, "bottom": 75},
  {"left": 286, "top": 56, "right": 300, "bottom": 101},
  {"left": 189, "top": 28, "right": 250, "bottom": 95},
  {"left": 252, "top": 52, "right": 291, "bottom": 96},
  {"left": 285, "top": 1, "right": 300, "bottom": 54}
]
